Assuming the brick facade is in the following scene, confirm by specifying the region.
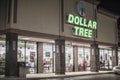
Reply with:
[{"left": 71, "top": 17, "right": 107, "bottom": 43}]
[{"left": 37, "top": 42, "right": 44, "bottom": 73}]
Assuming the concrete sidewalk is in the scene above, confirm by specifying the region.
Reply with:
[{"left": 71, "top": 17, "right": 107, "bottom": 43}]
[
  {"left": 0, "top": 71, "right": 113, "bottom": 79},
  {"left": 26, "top": 71, "right": 113, "bottom": 79}
]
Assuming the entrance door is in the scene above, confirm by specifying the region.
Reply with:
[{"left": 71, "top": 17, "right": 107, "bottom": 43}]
[{"left": 78, "top": 47, "right": 90, "bottom": 71}]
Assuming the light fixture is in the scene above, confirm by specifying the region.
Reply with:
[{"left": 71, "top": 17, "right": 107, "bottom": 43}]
[{"left": 22, "top": 37, "right": 31, "bottom": 40}]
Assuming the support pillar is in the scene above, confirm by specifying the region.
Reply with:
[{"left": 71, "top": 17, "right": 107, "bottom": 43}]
[
  {"left": 112, "top": 46, "right": 118, "bottom": 67},
  {"left": 90, "top": 42, "right": 99, "bottom": 72},
  {"left": 5, "top": 32, "right": 18, "bottom": 77},
  {"left": 73, "top": 46, "right": 78, "bottom": 71},
  {"left": 37, "top": 42, "right": 44, "bottom": 73},
  {"left": 55, "top": 39, "right": 65, "bottom": 74}
]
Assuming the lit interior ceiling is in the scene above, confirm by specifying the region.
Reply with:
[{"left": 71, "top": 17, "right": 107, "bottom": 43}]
[
  {"left": 0, "top": 35, "right": 113, "bottom": 48},
  {"left": 18, "top": 36, "right": 54, "bottom": 43}
]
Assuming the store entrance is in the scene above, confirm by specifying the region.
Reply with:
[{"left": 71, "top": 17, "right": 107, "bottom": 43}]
[
  {"left": 78, "top": 47, "right": 90, "bottom": 71},
  {"left": 65, "top": 45, "right": 73, "bottom": 72},
  {"left": 99, "top": 48, "right": 112, "bottom": 70}
]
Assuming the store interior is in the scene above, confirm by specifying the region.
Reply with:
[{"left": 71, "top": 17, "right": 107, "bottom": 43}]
[{"left": 0, "top": 35, "right": 118, "bottom": 75}]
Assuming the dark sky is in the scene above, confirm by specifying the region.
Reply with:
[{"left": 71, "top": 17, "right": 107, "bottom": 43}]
[{"left": 99, "top": 0, "right": 120, "bottom": 15}]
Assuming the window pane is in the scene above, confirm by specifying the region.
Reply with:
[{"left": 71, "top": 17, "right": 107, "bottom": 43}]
[
  {"left": 65, "top": 45, "right": 73, "bottom": 72},
  {"left": 17, "top": 41, "right": 25, "bottom": 62},
  {"left": 43, "top": 43, "right": 53, "bottom": 73},
  {"left": 78, "top": 47, "right": 84, "bottom": 71},
  {"left": 0, "top": 39, "right": 5, "bottom": 75},
  {"left": 26, "top": 41, "right": 37, "bottom": 73}
]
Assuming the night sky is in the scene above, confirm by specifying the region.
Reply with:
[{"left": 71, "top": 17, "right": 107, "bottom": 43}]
[{"left": 99, "top": 0, "right": 120, "bottom": 15}]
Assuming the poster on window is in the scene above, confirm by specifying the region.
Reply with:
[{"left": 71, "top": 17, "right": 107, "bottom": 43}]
[{"left": 30, "top": 52, "right": 35, "bottom": 62}]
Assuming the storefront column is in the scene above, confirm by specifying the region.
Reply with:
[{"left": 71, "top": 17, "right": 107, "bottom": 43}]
[
  {"left": 5, "top": 32, "right": 18, "bottom": 77},
  {"left": 112, "top": 46, "right": 118, "bottom": 67},
  {"left": 90, "top": 42, "right": 99, "bottom": 72},
  {"left": 55, "top": 39, "right": 65, "bottom": 74},
  {"left": 73, "top": 46, "right": 78, "bottom": 71},
  {"left": 37, "top": 42, "right": 44, "bottom": 73}
]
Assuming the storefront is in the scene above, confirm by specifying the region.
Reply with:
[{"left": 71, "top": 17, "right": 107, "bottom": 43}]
[
  {"left": 0, "top": 0, "right": 119, "bottom": 77},
  {"left": 0, "top": 38, "right": 118, "bottom": 75}
]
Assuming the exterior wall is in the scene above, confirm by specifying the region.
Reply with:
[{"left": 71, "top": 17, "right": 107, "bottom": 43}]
[
  {"left": 0, "top": 0, "right": 117, "bottom": 45},
  {"left": 12, "top": 0, "right": 60, "bottom": 35},
  {"left": 97, "top": 13, "right": 117, "bottom": 44},
  {"left": 0, "top": 0, "right": 7, "bottom": 30}
]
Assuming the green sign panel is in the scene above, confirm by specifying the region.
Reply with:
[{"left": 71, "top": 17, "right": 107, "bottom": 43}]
[{"left": 67, "top": 14, "right": 97, "bottom": 38}]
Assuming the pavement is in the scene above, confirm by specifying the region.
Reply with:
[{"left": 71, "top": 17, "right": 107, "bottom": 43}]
[
  {"left": 0, "top": 71, "right": 114, "bottom": 79},
  {"left": 26, "top": 71, "right": 114, "bottom": 79}
]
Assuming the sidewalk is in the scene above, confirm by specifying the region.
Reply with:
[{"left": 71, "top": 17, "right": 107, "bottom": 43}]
[
  {"left": 0, "top": 71, "right": 113, "bottom": 79},
  {"left": 26, "top": 71, "right": 113, "bottom": 79}
]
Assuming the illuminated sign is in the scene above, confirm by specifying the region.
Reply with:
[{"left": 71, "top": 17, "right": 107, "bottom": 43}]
[{"left": 67, "top": 14, "right": 97, "bottom": 38}]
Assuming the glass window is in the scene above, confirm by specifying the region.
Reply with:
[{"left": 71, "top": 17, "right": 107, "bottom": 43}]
[
  {"left": 99, "top": 48, "right": 112, "bottom": 70},
  {"left": 108, "top": 49, "right": 112, "bottom": 69},
  {"left": 99, "top": 49, "right": 104, "bottom": 61},
  {"left": 84, "top": 47, "right": 90, "bottom": 67},
  {"left": 0, "top": 39, "right": 5, "bottom": 75},
  {"left": 65, "top": 45, "right": 73, "bottom": 72},
  {"left": 78, "top": 47, "right": 84, "bottom": 69},
  {"left": 0, "top": 40, "right": 5, "bottom": 61},
  {"left": 43, "top": 43, "right": 54, "bottom": 73},
  {"left": 26, "top": 41, "right": 37, "bottom": 73},
  {"left": 118, "top": 50, "right": 120, "bottom": 65},
  {"left": 17, "top": 41, "right": 25, "bottom": 62}
]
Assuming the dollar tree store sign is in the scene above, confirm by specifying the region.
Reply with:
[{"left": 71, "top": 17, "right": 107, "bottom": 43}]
[{"left": 67, "top": 14, "right": 97, "bottom": 38}]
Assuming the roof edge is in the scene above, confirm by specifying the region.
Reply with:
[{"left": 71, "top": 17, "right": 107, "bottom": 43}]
[{"left": 98, "top": 7, "right": 119, "bottom": 19}]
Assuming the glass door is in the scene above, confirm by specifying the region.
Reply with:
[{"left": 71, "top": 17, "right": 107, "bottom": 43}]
[{"left": 78, "top": 47, "right": 90, "bottom": 71}]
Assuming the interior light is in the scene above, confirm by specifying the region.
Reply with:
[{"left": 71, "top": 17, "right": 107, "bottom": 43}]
[{"left": 22, "top": 38, "right": 31, "bottom": 40}]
